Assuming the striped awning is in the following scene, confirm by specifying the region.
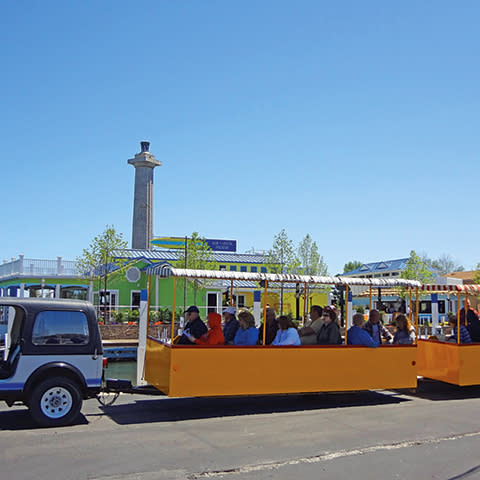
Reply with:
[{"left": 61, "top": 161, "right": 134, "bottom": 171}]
[
  {"left": 406, "top": 284, "right": 480, "bottom": 293},
  {"left": 144, "top": 265, "right": 422, "bottom": 288}
]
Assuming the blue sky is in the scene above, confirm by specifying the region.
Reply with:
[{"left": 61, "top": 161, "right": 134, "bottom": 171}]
[{"left": 1, "top": 1, "right": 479, "bottom": 275}]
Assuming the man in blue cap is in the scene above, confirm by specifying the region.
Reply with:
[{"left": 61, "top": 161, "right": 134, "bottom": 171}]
[{"left": 177, "top": 306, "right": 208, "bottom": 345}]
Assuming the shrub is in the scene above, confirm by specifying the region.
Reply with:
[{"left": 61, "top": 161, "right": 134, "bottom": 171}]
[
  {"left": 111, "top": 310, "right": 125, "bottom": 323},
  {"left": 126, "top": 309, "right": 139, "bottom": 322}
]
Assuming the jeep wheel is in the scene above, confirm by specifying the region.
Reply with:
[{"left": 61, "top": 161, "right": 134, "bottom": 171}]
[{"left": 29, "top": 377, "right": 82, "bottom": 427}]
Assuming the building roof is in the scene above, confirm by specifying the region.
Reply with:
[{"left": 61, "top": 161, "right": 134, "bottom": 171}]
[
  {"left": 441, "top": 271, "right": 476, "bottom": 284},
  {"left": 344, "top": 258, "right": 409, "bottom": 276},
  {"left": 114, "top": 248, "right": 269, "bottom": 264}
]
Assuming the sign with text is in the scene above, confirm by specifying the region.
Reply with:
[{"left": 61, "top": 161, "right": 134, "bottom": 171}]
[{"left": 151, "top": 237, "right": 237, "bottom": 252}]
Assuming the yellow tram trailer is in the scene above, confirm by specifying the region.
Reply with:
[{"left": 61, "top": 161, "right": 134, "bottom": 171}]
[
  {"left": 406, "top": 284, "right": 480, "bottom": 386},
  {"left": 143, "top": 267, "right": 422, "bottom": 397}
]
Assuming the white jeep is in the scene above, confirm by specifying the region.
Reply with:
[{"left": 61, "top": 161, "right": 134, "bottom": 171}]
[{"left": 0, "top": 298, "right": 103, "bottom": 427}]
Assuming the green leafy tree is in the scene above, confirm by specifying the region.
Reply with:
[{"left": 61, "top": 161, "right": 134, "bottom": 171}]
[
  {"left": 343, "top": 260, "right": 362, "bottom": 274},
  {"left": 401, "top": 250, "right": 434, "bottom": 284},
  {"left": 267, "top": 229, "right": 298, "bottom": 314},
  {"left": 175, "top": 232, "right": 218, "bottom": 304},
  {"left": 76, "top": 225, "right": 128, "bottom": 320},
  {"left": 398, "top": 251, "right": 434, "bottom": 309},
  {"left": 473, "top": 263, "right": 480, "bottom": 284},
  {"left": 297, "top": 234, "right": 328, "bottom": 275}
]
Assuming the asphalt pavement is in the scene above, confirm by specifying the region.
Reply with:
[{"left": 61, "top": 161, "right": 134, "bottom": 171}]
[{"left": 1, "top": 380, "right": 480, "bottom": 479}]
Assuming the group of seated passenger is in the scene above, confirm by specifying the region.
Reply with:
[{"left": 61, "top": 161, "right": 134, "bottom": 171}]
[
  {"left": 175, "top": 305, "right": 417, "bottom": 347},
  {"left": 178, "top": 305, "right": 260, "bottom": 346},
  {"left": 445, "top": 300, "right": 480, "bottom": 343},
  {"left": 348, "top": 310, "right": 415, "bottom": 347}
]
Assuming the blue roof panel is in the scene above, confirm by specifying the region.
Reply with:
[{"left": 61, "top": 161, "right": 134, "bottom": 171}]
[{"left": 344, "top": 258, "right": 409, "bottom": 276}]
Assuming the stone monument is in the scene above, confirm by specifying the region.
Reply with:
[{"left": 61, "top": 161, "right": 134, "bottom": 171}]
[{"left": 128, "top": 141, "right": 161, "bottom": 250}]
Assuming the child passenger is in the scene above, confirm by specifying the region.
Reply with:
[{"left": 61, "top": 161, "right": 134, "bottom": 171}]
[
  {"left": 271, "top": 316, "right": 301, "bottom": 346},
  {"left": 185, "top": 312, "right": 225, "bottom": 345},
  {"left": 233, "top": 311, "right": 259, "bottom": 346}
]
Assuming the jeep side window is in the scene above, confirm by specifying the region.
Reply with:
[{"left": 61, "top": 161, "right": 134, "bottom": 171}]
[{"left": 32, "top": 311, "right": 89, "bottom": 346}]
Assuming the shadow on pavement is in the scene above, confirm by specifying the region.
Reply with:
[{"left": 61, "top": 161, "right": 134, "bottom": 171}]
[
  {"left": 0, "top": 408, "right": 88, "bottom": 431},
  {"left": 405, "top": 379, "right": 480, "bottom": 401},
  {"left": 99, "top": 390, "right": 409, "bottom": 425}
]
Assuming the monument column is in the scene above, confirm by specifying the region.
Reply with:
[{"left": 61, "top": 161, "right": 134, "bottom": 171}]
[{"left": 128, "top": 141, "right": 162, "bottom": 250}]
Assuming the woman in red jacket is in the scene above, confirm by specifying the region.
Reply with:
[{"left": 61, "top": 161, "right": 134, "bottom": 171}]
[{"left": 185, "top": 312, "right": 225, "bottom": 345}]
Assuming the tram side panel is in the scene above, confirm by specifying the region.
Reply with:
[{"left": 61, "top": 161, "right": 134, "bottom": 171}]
[
  {"left": 418, "top": 339, "right": 480, "bottom": 386},
  {"left": 145, "top": 338, "right": 417, "bottom": 397},
  {"left": 145, "top": 338, "right": 172, "bottom": 395}
]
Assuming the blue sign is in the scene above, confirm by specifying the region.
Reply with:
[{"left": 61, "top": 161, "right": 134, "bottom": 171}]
[{"left": 205, "top": 239, "right": 237, "bottom": 252}]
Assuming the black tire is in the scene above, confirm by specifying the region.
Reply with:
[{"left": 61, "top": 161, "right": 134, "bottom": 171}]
[{"left": 28, "top": 376, "right": 83, "bottom": 427}]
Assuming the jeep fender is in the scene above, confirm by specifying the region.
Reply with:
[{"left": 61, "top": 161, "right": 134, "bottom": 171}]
[{"left": 24, "top": 362, "right": 88, "bottom": 398}]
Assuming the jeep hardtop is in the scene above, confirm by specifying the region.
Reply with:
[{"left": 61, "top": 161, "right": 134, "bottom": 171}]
[{"left": 0, "top": 298, "right": 103, "bottom": 427}]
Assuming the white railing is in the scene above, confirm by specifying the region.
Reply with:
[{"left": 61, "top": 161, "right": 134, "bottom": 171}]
[{"left": 0, "top": 256, "right": 80, "bottom": 279}]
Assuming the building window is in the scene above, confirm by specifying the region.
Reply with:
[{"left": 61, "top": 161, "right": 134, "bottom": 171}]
[
  {"left": 240, "top": 266, "right": 247, "bottom": 272},
  {"left": 251, "top": 266, "right": 257, "bottom": 273},
  {"left": 261, "top": 267, "right": 267, "bottom": 273},
  {"left": 229, "top": 265, "right": 237, "bottom": 271},
  {"left": 219, "top": 265, "right": 226, "bottom": 271},
  {"left": 131, "top": 291, "right": 141, "bottom": 311},
  {"left": 237, "top": 295, "right": 246, "bottom": 308},
  {"left": 420, "top": 301, "right": 432, "bottom": 314},
  {"left": 439, "top": 300, "right": 446, "bottom": 314}
]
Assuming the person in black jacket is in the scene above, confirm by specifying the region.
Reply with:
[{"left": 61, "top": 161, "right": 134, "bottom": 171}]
[
  {"left": 177, "top": 306, "right": 208, "bottom": 345},
  {"left": 462, "top": 299, "right": 480, "bottom": 342},
  {"left": 317, "top": 306, "right": 342, "bottom": 345}
]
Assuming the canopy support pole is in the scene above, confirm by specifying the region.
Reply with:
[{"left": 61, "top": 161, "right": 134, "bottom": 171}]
[
  {"left": 304, "top": 282, "right": 308, "bottom": 325},
  {"left": 262, "top": 280, "right": 268, "bottom": 346},
  {"left": 408, "top": 289, "right": 412, "bottom": 327},
  {"left": 369, "top": 285, "right": 372, "bottom": 311},
  {"left": 344, "top": 284, "right": 349, "bottom": 344},
  {"left": 457, "top": 294, "right": 461, "bottom": 344},
  {"left": 415, "top": 287, "right": 419, "bottom": 343},
  {"left": 171, "top": 277, "right": 177, "bottom": 341},
  {"left": 147, "top": 275, "right": 151, "bottom": 324},
  {"left": 230, "top": 280, "right": 234, "bottom": 307}
]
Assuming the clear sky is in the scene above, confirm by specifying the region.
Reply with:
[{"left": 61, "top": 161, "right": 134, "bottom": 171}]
[{"left": 1, "top": 1, "right": 479, "bottom": 275}]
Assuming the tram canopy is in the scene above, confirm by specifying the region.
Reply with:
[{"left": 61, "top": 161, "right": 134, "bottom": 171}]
[
  {"left": 405, "top": 284, "right": 480, "bottom": 293},
  {"left": 145, "top": 265, "right": 422, "bottom": 288}
]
